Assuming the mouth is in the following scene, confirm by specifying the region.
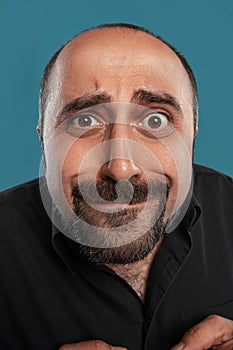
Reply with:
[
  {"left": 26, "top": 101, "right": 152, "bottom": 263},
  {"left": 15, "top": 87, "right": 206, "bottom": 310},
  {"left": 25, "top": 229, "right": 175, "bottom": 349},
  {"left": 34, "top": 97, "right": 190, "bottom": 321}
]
[
  {"left": 76, "top": 197, "right": 146, "bottom": 213},
  {"left": 71, "top": 177, "right": 169, "bottom": 218}
]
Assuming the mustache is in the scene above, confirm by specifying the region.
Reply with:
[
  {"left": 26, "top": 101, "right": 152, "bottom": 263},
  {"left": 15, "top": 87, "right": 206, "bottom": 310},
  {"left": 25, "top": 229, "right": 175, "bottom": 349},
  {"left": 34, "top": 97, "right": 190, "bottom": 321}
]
[{"left": 72, "top": 178, "right": 169, "bottom": 206}]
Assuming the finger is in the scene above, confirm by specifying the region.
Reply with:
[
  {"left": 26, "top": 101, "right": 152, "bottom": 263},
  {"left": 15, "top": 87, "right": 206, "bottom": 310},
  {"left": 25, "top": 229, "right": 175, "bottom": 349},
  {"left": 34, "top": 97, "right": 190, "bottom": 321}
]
[
  {"left": 171, "top": 315, "right": 233, "bottom": 350},
  {"left": 59, "top": 340, "right": 127, "bottom": 350},
  {"left": 213, "top": 338, "right": 233, "bottom": 349}
]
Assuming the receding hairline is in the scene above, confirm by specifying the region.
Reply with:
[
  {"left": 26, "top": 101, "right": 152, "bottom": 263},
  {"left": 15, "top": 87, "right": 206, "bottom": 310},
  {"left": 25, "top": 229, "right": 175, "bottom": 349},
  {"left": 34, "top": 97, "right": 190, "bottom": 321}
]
[
  {"left": 61, "top": 25, "right": 170, "bottom": 52},
  {"left": 55, "top": 26, "right": 186, "bottom": 79}
]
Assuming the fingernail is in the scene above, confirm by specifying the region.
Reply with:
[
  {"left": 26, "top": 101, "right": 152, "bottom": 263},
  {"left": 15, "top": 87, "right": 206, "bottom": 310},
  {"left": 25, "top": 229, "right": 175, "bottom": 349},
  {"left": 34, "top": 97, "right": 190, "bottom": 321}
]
[
  {"left": 112, "top": 347, "right": 128, "bottom": 350},
  {"left": 171, "top": 343, "right": 185, "bottom": 350}
]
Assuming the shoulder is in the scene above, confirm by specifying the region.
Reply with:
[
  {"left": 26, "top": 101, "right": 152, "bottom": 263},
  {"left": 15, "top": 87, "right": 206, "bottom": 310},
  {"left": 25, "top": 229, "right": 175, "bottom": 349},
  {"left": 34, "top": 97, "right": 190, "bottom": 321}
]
[
  {"left": 193, "top": 163, "right": 233, "bottom": 180},
  {"left": 0, "top": 178, "right": 40, "bottom": 216},
  {"left": 0, "top": 178, "right": 51, "bottom": 232},
  {"left": 193, "top": 164, "right": 233, "bottom": 219},
  {"left": 0, "top": 178, "right": 40, "bottom": 202},
  {"left": 193, "top": 163, "right": 233, "bottom": 192}
]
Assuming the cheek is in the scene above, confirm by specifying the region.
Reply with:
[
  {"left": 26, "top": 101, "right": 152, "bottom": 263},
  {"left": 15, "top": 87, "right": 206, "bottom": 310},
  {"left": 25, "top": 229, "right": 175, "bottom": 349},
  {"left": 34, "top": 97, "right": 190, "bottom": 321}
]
[
  {"left": 44, "top": 134, "right": 90, "bottom": 205},
  {"left": 149, "top": 131, "right": 193, "bottom": 217},
  {"left": 62, "top": 144, "right": 83, "bottom": 180},
  {"left": 61, "top": 137, "right": 107, "bottom": 203},
  {"left": 149, "top": 145, "right": 179, "bottom": 216}
]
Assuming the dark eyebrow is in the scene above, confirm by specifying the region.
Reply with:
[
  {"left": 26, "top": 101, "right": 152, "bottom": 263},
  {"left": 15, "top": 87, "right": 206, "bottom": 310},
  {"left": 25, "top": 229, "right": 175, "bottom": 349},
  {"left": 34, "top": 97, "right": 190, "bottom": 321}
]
[
  {"left": 131, "top": 89, "right": 183, "bottom": 117},
  {"left": 56, "top": 89, "right": 183, "bottom": 124},
  {"left": 56, "top": 93, "right": 112, "bottom": 123}
]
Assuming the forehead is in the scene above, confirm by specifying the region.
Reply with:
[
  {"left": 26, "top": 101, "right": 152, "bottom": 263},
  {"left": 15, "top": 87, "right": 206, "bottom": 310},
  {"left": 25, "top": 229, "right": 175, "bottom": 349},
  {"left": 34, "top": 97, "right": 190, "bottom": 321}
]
[{"left": 50, "top": 29, "right": 193, "bottom": 106}]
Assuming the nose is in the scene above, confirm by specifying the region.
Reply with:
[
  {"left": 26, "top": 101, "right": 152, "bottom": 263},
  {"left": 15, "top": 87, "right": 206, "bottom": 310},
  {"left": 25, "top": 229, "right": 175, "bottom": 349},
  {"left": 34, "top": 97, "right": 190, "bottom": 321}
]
[
  {"left": 98, "top": 123, "right": 144, "bottom": 182},
  {"left": 100, "top": 158, "right": 143, "bottom": 182}
]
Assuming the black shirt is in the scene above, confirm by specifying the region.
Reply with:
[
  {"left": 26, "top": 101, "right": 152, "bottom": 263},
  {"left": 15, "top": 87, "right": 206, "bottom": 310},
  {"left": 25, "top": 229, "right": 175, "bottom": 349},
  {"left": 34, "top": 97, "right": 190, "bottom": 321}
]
[{"left": 0, "top": 164, "right": 233, "bottom": 350}]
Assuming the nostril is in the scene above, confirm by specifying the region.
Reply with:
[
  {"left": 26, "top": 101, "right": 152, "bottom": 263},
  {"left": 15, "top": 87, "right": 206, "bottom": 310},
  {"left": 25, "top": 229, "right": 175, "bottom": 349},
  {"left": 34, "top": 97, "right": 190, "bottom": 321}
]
[{"left": 98, "top": 159, "right": 143, "bottom": 182}]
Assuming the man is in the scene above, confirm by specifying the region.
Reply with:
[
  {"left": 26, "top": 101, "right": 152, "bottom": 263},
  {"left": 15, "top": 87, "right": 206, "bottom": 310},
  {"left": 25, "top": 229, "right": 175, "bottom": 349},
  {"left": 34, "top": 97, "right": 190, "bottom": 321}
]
[{"left": 1, "top": 23, "right": 233, "bottom": 350}]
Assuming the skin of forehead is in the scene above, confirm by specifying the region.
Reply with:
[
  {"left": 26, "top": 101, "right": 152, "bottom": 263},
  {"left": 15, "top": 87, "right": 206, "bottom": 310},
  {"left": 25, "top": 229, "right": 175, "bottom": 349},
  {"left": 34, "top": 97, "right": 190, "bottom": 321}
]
[
  {"left": 60, "top": 28, "right": 183, "bottom": 69},
  {"left": 54, "top": 28, "right": 192, "bottom": 95},
  {"left": 44, "top": 28, "right": 193, "bottom": 133}
]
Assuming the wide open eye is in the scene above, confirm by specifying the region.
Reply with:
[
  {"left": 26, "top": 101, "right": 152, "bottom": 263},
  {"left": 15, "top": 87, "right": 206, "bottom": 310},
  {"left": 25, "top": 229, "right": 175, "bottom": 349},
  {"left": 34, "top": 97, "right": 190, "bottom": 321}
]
[
  {"left": 70, "top": 114, "right": 100, "bottom": 128},
  {"left": 66, "top": 113, "right": 103, "bottom": 137},
  {"left": 141, "top": 112, "right": 168, "bottom": 129},
  {"left": 138, "top": 112, "right": 174, "bottom": 138}
]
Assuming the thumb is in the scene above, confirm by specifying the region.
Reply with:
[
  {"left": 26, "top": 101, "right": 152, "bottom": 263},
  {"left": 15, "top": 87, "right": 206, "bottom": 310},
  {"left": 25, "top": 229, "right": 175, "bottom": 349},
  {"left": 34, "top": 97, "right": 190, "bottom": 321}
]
[
  {"left": 171, "top": 315, "right": 233, "bottom": 350},
  {"left": 59, "top": 340, "right": 127, "bottom": 350}
]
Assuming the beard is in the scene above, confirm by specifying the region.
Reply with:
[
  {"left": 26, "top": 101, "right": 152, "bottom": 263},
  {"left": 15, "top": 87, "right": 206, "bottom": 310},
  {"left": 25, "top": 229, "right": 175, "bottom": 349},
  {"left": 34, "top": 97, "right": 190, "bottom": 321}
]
[
  {"left": 56, "top": 177, "right": 169, "bottom": 265},
  {"left": 71, "top": 206, "right": 167, "bottom": 265}
]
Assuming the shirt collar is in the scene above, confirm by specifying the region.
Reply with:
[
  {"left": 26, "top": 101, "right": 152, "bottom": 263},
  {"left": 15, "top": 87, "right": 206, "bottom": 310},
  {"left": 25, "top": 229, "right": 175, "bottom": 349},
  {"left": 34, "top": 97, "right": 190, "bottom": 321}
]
[{"left": 182, "top": 194, "right": 201, "bottom": 232}]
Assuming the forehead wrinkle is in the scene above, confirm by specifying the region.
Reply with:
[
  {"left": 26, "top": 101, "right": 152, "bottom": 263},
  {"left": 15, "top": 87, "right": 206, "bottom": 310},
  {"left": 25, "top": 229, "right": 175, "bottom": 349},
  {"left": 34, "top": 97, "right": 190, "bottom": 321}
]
[{"left": 94, "top": 78, "right": 100, "bottom": 90}]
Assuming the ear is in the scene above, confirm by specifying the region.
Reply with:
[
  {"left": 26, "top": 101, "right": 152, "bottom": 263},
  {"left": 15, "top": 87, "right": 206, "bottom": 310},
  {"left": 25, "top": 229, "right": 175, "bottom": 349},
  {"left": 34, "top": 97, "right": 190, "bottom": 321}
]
[
  {"left": 36, "top": 124, "right": 44, "bottom": 152},
  {"left": 36, "top": 124, "right": 47, "bottom": 171},
  {"left": 36, "top": 124, "right": 41, "bottom": 139}
]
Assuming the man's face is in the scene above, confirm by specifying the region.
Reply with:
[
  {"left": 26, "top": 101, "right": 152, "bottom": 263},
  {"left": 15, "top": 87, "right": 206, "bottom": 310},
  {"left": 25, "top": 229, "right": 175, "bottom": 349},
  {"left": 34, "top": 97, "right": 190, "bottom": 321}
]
[{"left": 41, "top": 29, "right": 194, "bottom": 264}]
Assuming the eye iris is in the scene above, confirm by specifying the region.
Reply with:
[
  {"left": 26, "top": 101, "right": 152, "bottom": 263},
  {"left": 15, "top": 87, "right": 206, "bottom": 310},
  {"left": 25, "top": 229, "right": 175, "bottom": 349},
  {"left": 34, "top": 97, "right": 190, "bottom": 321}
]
[
  {"left": 148, "top": 115, "right": 162, "bottom": 129},
  {"left": 78, "top": 115, "right": 92, "bottom": 127}
]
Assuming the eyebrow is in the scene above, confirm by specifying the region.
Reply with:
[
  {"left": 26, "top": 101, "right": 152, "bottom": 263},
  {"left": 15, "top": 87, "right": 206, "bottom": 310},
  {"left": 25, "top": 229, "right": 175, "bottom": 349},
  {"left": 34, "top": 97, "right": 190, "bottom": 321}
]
[
  {"left": 56, "top": 93, "right": 112, "bottom": 123},
  {"left": 131, "top": 89, "right": 183, "bottom": 117},
  {"left": 56, "top": 89, "right": 183, "bottom": 124}
]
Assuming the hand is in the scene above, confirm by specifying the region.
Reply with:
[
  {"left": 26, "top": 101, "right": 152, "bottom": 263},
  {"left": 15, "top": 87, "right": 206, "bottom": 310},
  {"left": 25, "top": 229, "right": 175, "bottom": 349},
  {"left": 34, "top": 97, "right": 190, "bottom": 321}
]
[
  {"left": 58, "top": 340, "right": 127, "bottom": 350},
  {"left": 171, "top": 315, "right": 233, "bottom": 349}
]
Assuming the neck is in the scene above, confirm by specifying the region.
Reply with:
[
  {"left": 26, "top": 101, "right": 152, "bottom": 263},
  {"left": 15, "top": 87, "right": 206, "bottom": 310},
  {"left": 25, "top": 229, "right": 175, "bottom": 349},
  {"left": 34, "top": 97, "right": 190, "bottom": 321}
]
[{"left": 106, "top": 240, "right": 163, "bottom": 302}]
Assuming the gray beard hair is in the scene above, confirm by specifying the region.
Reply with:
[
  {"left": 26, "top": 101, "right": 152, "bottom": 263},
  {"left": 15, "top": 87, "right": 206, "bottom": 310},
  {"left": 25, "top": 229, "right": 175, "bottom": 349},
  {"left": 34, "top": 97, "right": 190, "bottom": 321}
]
[
  {"left": 52, "top": 178, "right": 173, "bottom": 265},
  {"left": 53, "top": 192, "right": 170, "bottom": 265},
  {"left": 54, "top": 204, "right": 167, "bottom": 264},
  {"left": 73, "top": 184, "right": 192, "bottom": 264}
]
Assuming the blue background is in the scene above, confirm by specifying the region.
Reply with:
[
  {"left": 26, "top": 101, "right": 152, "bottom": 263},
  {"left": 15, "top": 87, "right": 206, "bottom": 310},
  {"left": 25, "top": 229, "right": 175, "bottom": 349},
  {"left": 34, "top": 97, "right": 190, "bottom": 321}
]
[{"left": 1, "top": 0, "right": 232, "bottom": 191}]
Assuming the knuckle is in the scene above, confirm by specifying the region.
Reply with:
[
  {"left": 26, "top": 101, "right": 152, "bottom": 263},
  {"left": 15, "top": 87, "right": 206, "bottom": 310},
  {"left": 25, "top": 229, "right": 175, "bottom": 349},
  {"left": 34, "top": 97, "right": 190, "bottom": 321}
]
[
  {"left": 206, "top": 314, "right": 222, "bottom": 323},
  {"left": 93, "top": 340, "right": 109, "bottom": 349},
  {"left": 184, "top": 326, "right": 200, "bottom": 338},
  {"left": 58, "top": 340, "right": 110, "bottom": 350}
]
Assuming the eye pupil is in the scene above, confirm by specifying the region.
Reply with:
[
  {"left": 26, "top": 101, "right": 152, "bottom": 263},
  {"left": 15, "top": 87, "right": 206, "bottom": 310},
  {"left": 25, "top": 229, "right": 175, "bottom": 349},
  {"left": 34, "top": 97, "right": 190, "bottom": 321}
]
[
  {"left": 148, "top": 115, "right": 162, "bottom": 129},
  {"left": 77, "top": 115, "right": 92, "bottom": 127}
]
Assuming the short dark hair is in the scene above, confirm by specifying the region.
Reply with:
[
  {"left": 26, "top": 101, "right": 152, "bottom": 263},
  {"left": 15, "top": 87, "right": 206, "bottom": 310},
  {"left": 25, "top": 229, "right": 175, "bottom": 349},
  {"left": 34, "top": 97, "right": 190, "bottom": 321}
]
[{"left": 38, "top": 23, "right": 198, "bottom": 138}]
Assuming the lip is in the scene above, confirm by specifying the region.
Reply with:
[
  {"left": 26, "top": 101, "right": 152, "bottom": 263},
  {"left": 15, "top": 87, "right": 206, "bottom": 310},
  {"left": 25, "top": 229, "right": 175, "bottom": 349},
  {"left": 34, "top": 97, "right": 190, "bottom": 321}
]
[{"left": 80, "top": 199, "right": 146, "bottom": 211}]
